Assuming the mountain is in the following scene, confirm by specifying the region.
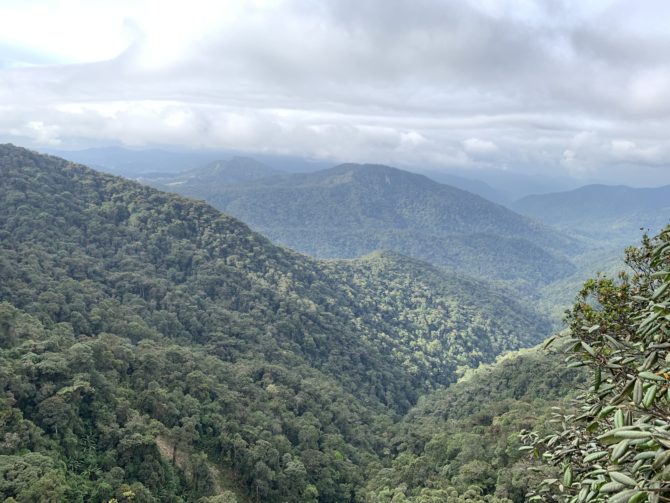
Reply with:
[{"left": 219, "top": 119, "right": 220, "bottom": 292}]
[
  {"left": 443, "top": 168, "right": 586, "bottom": 202},
  {"left": 417, "top": 170, "right": 507, "bottom": 203},
  {"left": 44, "top": 146, "right": 331, "bottom": 177},
  {"left": 143, "top": 156, "right": 282, "bottom": 189},
  {"left": 156, "top": 162, "right": 578, "bottom": 286},
  {"left": 512, "top": 184, "right": 670, "bottom": 243},
  {"left": 183, "top": 157, "right": 281, "bottom": 184},
  {"left": 0, "top": 145, "right": 551, "bottom": 501},
  {"left": 43, "top": 146, "right": 222, "bottom": 176}
]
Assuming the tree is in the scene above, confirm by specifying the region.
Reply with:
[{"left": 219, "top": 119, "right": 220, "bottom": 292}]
[{"left": 522, "top": 226, "right": 670, "bottom": 502}]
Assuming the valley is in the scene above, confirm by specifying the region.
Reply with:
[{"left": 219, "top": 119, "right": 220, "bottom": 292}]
[{"left": 0, "top": 144, "right": 668, "bottom": 502}]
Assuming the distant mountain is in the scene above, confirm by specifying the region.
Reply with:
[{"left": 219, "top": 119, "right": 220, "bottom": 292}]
[
  {"left": 44, "top": 146, "right": 331, "bottom": 177},
  {"left": 0, "top": 145, "right": 552, "bottom": 501},
  {"left": 186, "top": 157, "right": 281, "bottom": 183},
  {"left": 423, "top": 168, "right": 586, "bottom": 202},
  {"left": 157, "top": 162, "right": 578, "bottom": 285},
  {"left": 417, "top": 170, "right": 507, "bottom": 203},
  {"left": 43, "top": 146, "right": 222, "bottom": 176},
  {"left": 143, "top": 156, "right": 282, "bottom": 189},
  {"left": 512, "top": 184, "right": 670, "bottom": 242}
]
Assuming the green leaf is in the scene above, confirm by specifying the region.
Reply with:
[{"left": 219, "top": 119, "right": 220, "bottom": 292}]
[
  {"left": 563, "top": 464, "right": 573, "bottom": 486},
  {"left": 599, "top": 429, "right": 651, "bottom": 442},
  {"left": 638, "top": 371, "right": 664, "bottom": 382},
  {"left": 615, "top": 409, "right": 625, "bottom": 428},
  {"left": 642, "top": 385, "right": 658, "bottom": 408},
  {"left": 543, "top": 334, "right": 558, "bottom": 349},
  {"left": 582, "top": 341, "right": 597, "bottom": 357},
  {"left": 600, "top": 481, "right": 626, "bottom": 493},
  {"left": 640, "top": 351, "right": 657, "bottom": 370},
  {"left": 626, "top": 491, "right": 647, "bottom": 503},
  {"left": 609, "top": 471, "right": 637, "bottom": 487},
  {"left": 633, "top": 379, "right": 644, "bottom": 405},
  {"left": 651, "top": 282, "right": 668, "bottom": 300},
  {"left": 651, "top": 449, "right": 670, "bottom": 470},
  {"left": 599, "top": 405, "right": 616, "bottom": 418},
  {"left": 584, "top": 451, "right": 609, "bottom": 462},
  {"left": 608, "top": 490, "right": 640, "bottom": 503},
  {"left": 611, "top": 439, "right": 630, "bottom": 462}
]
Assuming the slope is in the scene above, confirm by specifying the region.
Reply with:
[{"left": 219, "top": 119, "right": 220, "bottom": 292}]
[
  {"left": 512, "top": 184, "right": 670, "bottom": 243},
  {"left": 143, "top": 156, "right": 282, "bottom": 190},
  {"left": 158, "top": 162, "right": 578, "bottom": 285},
  {"left": 0, "top": 145, "right": 551, "bottom": 502},
  {"left": 364, "top": 346, "right": 586, "bottom": 502},
  {"left": 418, "top": 170, "right": 507, "bottom": 204}
]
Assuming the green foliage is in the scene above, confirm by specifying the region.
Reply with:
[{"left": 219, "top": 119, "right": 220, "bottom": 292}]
[
  {"left": 152, "top": 163, "right": 577, "bottom": 285},
  {"left": 522, "top": 226, "right": 670, "bottom": 502},
  {"left": 0, "top": 145, "right": 553, "bottom": 501},
  {"left": 363, "top": 348, "right": 587, "bottom": 502},
  {"left": 327, "top": 252, "right": 552, "bottom": 389}
]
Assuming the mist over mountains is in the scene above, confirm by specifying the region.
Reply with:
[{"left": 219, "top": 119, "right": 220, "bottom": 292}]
[
  {"left": 4, "top": 1, "right": 670, "bottom": 500},
  {"left": 512, "top": 184, "right": 670, "bottom": 243}
]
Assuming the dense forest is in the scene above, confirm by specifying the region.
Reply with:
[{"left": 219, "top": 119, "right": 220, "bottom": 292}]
[
  {"left": 148, "top": 163, "right": 578, "bottom": 287},
  {"left": 1, "top": 144, "right": 667, "bottom": 502},
  {"left": 362, "top": 348, "right": 587, "bottom": 501},
  {"left": 0, "top": 145, "right": 555, "bottom": 501}
]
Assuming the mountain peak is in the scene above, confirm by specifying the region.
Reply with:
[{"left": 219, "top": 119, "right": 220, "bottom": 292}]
[
  {"left": 329, "top": 162, "right": 419, "bottom": 177},
  {"left": 313, "top": 162, "right": 436, "bottom": 189}
]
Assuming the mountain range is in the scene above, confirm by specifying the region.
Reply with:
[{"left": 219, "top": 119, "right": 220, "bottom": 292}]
[
  {"left": 46, "top": 146, "right": 598, "bottom": 200},
  {"left": 512, "top": 183, "right": 670, "bottom": 243},
  {"left": 4, "top": 144, "right": 669, "bottom": 502},
  {"left": 0, "top": 144, "right": 554, "bottom": 502},
  {"left": 147, "top": 161, "right": 578, "bottom": 286}
]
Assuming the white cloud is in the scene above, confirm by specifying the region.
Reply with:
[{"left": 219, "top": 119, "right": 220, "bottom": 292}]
[
  {"left": 1, "top": 0, "right": 670, "bottom": 184},
  {"left": 463, "top": 138, "right": 498, "bottom": 154},
  {"left": 10, "top": 121, "right": 62, "bottom": 145}
]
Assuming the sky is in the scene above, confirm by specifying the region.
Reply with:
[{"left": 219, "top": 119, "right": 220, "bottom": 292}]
[{"left": 1, "top": 0, "right": 670, "bottom": 185}]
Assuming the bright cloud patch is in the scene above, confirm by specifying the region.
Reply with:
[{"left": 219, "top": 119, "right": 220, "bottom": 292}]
[{"left": 1, "top": 0, "right": 670, "bottom": 184}]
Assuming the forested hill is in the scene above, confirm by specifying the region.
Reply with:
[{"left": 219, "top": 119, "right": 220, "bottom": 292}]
[
  {"left": 363, "top": 347, "right": 587, "bottom": 501},
  {"left": 512, "top": 184, "right": 670, "bottom": 242},
  {"left": 144, "top": 157, "right": 281, "bottom": 189},
  {"left": 151, "top": 162, "right": 578, "bottom": 285},
  {"left": 0, "top": 144, "right": 551, "bottom": 501}
]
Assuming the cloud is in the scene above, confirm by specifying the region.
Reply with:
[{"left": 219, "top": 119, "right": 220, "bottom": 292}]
[
  {"left": 1, "top": 0, "right": 670, "bottom": 184},
  {"left": 463, "top": 138, "right": 498, "bottom": 154},
  {"left": 9, "top": 120, "right": 62, "bottom": 145}
]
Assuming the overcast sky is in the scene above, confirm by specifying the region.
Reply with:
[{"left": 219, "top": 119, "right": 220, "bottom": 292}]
[{"left": 1, "top": 0, "right": 670, "bottom": 184}]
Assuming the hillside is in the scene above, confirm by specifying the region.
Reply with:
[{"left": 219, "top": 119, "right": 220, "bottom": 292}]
[
  {"left": 144, "top": 157, "right": 282, "bottom": 190},
  {"left": 512, "top": 184, "right": 670, "bottom": 243},
  {"left": 156, "top": 162, "right": 578, "bottom": 286},
  {"left": 363, "top": 346, "right": 586, "bottom": 502},
  {"left": 0, "top": 145, "right": 551, "bottom": 502},
  {"left": 418, "top": 170, "right": 507, "bottom": 203},
  {"left": 44, "top": 146, "right": 221, "bottom": 176}
]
